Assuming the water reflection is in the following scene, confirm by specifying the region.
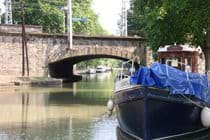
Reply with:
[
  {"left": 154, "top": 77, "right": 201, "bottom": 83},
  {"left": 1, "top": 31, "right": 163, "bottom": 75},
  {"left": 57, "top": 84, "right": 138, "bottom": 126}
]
[
  {"left": 0, "top": 72, "right": 117, "bottom": 140},
  {"left": 82, "top": 72, "right": 112, "bottom": 82},
  {"left": 21, "top": 93, "right": 29, "bottom": 140}
]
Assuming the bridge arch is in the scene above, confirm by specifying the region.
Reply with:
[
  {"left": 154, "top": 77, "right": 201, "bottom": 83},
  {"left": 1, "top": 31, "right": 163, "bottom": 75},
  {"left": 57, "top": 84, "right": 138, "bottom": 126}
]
[
  {"left": 48, "top": 53, "right": 138, "bottom": 81},
  {"left": 0, "top": 30, "right": 146, "bottom": 78},
  {"left": 48, "top": 44, "right": 137, "bottom": 63},
  {"left": 48, "top": 36, "right": 146, "bottom": 82}
]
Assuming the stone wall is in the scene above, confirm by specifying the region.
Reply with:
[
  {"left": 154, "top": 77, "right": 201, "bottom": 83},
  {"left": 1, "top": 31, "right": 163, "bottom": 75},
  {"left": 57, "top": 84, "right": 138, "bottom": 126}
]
[
  {"left": 0, "top": 33, "right": 54, "bottom": 77},
  {"left": 0, "top": 32, "right": 145, "bottom": 77},
  {"left": 0, "top": 24, "right": 43, "bottom": 33}
]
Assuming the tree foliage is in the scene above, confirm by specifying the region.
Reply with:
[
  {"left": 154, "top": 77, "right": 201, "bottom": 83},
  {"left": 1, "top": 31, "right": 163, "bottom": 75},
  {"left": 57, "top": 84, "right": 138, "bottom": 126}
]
[
  {"left": 12, "top": 0, "right": 107, "bottom": 35},
  {"left": 128, "top": 0, "right": 210, "bottom": 52},
  {"left": 13, "top": 0, "right": 65, "bottom": 33},
  {"left": 72, "top": 0, "right": 107, "bottom": 35},
  {"left": 77, "top": 59, "right": 121, "bottom": 70}
]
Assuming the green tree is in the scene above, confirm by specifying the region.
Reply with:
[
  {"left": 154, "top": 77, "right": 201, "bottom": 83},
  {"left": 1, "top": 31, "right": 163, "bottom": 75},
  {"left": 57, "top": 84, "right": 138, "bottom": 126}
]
[
  {"left": 13, "top": 0, "right": 107, "bottom": 35},
  {"left": 127, "top": 0, "right": 163, "bottom": 36},
  {"left": 77, "top": 58, "right": 122, "bottom": 70},
  {"left": 72, "top": 0, "right": 107, "bottom": 35},
  {"left": 128, "top": 0, "right": 210, "bottom": 71},
  {"left": 13, "top": 0, "right": 65, "bottom": 33}
]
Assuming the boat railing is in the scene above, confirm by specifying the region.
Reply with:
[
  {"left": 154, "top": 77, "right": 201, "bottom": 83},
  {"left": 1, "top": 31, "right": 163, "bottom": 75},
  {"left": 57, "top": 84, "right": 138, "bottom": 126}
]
[
  {"left": 119, "top": 59, "right": 134, "bottom": 80},
  {"left": 114, "top": 59, "right": 136, "bottom": 92}
]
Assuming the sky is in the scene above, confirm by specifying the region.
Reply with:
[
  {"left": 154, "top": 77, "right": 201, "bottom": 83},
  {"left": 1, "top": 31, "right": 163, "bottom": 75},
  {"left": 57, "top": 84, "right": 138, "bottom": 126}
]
[{"left": 92, "top": 0, "right": 123, "bottom": 35}]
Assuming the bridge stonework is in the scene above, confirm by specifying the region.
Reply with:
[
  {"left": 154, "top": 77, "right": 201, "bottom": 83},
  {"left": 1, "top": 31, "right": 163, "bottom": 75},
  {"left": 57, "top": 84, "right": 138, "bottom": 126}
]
[
  {"left": 0, "top": 32, "right": 146, "bottom": 79},
  {"left": 48, "top": 35, "right": 145, "bottom": 63}
]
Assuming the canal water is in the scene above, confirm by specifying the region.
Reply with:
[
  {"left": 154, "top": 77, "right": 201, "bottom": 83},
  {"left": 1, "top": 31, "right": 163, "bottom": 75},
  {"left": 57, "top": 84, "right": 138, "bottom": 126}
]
[
  {"left": 1, "top": 72, "right": 210, "bottom": 140},
  {"left": 0, "top": 72, "right": 117, "bottom": 140}
]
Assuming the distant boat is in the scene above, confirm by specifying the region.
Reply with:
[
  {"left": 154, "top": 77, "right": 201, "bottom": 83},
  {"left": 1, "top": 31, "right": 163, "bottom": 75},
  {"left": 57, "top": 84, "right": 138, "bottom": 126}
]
[
  {"left": 106, "top": 66, "right": 112, "bottom": 71},
  {"left": 86, "top": 68, "right": 96, "bottom": 74},
  {"left": 96, "top": 66, "right": 107, "bottom": 73}
]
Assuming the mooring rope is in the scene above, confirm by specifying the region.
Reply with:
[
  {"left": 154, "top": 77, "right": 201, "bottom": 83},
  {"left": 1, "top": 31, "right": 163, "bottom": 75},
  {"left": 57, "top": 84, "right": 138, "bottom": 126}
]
[{"left": 180, "top": 94, "right": 204, "bottom": 108}]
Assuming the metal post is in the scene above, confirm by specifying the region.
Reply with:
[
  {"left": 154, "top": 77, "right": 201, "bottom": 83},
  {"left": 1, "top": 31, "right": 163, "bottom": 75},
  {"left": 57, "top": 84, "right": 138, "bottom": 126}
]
[
  {"left": 21, "top": 0, "right": 29, "bottom": 76},
  {"left": 21, "top": 0, "right": 25, "bottom": 76},
  {"left": 125, "top": 7, "right": 128, "bottom": 36},
  {"left": 122, "top": 0, "right": 128, "bottom": 36},
  {"left": 25, "top": 40, "right": 29, "bottom": 76},
  {"left": 67, "top": 0, "right": 72, "bottom": 49},
  {"left": 5, "top": 0, "right": 13, "bottom": 24}
]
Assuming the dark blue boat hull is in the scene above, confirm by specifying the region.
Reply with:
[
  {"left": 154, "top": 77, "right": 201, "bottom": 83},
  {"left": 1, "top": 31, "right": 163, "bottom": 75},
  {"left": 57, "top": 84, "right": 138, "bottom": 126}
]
[{"left": 114, "top": 86, "right": 210, "bottom": 140}]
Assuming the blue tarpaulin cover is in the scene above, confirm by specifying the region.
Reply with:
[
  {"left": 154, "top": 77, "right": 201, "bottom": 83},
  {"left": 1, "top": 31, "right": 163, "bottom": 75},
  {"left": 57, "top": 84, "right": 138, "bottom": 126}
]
[{"left": 130, "top": 63, "right": 210, "bottom": 103}]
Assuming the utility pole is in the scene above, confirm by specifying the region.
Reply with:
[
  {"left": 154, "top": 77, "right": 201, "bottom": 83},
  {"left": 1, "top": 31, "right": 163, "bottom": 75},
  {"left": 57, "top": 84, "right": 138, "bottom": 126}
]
[
  {"left": 5, "top": 0, "right": 12, "bottom": 24},
  {"left": 21, "top": 0, "right": 25, "bottom": 76},
  {"left": 21, "top": 0, "right": 29, "bottom": 76},
  {"left": 121, "top": 0, "right": 128, "bottom": 36},
  {"left": 67, "top": 0, "right": 72, "bottom": 49}
]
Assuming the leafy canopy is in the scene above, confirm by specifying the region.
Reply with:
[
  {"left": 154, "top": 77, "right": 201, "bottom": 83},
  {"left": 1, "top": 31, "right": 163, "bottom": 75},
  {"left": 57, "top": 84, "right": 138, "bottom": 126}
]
[
  {"left": 13, "top": 0, "right": 107, "bottom": 35},
  {"left": 128, "top": 0, "right": 210, "bottom": 51}
]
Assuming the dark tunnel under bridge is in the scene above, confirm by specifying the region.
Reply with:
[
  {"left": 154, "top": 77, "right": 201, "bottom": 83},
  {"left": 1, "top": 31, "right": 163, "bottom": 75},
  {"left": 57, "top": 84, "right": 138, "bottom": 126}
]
[{"left": 48, "top": 54, "right": 139, "bottom": 82}]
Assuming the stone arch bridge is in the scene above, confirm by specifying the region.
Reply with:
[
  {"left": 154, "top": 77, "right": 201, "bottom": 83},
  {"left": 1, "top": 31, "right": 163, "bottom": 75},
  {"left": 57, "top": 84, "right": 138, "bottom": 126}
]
[
  {"left": 0, "top": 32, "right": 146, "bottom": 81},
  {"left": 48, "top": 35, "right": 146, "bottom": 81}
]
